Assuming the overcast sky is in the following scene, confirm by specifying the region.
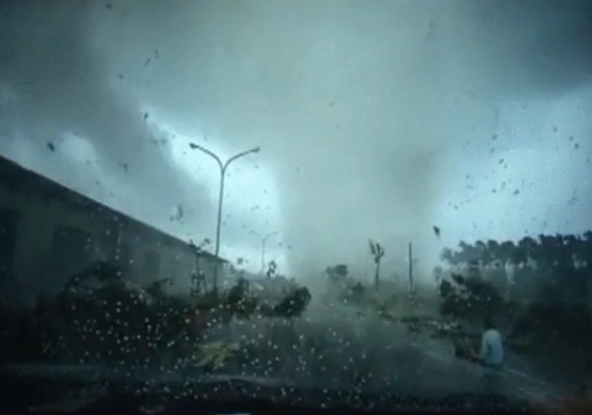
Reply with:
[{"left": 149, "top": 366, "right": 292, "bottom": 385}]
[{"left": 1, "top": 0, "right": 591, "bottom": 280}]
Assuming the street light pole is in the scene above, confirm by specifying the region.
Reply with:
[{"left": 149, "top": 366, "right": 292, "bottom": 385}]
[
  {"left": 252, "top": 231, "right": 278, "bottom": 274},
  {"left": 189, "top": 142, "right": 260, "bottom": 296}
]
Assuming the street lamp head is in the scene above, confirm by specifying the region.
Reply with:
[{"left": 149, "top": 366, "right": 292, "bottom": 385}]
[{"left": 251, "top": 147, "right": 261, "bottom": 153}]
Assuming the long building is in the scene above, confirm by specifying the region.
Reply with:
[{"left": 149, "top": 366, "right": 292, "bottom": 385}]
[{"left": 0, "top": 154, "right": 227, "bottom": 308}]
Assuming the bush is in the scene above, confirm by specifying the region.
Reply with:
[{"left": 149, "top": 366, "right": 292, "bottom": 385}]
[
  {"left": 511, "top": 301, "right": 592, "bottom": 348},
  {"left": 438, "top": 273, "right": 504, "bottom": 323}
]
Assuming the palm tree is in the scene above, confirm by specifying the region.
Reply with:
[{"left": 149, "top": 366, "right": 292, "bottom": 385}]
[{"left": 369, "top": 240, "right": 385, "bottom": 289}]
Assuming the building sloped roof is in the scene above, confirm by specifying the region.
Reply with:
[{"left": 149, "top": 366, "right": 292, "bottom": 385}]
[{"left": 0, "top": 154, "right": 227, "bottom": 263}]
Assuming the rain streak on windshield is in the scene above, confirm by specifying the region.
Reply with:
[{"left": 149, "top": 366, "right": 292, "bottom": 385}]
[{"left": 1, "top": 0, "right": 592, "bottom": 412}]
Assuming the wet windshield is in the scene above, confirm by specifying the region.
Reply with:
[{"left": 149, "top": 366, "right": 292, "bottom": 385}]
[{"left": 1, "top": 0, "right": 592, "bottom": 411}]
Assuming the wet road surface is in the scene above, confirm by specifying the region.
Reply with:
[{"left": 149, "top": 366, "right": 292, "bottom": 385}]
[
  {"left": 0, "top": 315, "right": 572, "bottom": 403},
  {"left": 202, "top": 315, "right": 568, "bottom": 401},
  {"left": 402, "top": 333, "right": 563, "bottom": 401}
]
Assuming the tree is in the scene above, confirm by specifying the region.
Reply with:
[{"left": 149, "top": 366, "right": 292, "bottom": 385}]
[
  {"left": 369, "top": 240, "right": 385, "bottom": 289},
  {"left": 440, "top": 231, "right": 592, "bottom": 364},
  {"left": 441, "top": 231, "right": 592, "bottom": 305},
  {"left": 498, "top": 240, "right": 515, "bottom": 266},
  {"left": 325, "top": 264, "right": 348, "bottom": 282},
  {"left": 440, "top": 248, "right": 454, "bottom": 263},
  {"left": 266, "top": 260, "right": 278, "bottom": 278},
  {"left": 438, "top": 273, "right": 503, "bottom": 323}
]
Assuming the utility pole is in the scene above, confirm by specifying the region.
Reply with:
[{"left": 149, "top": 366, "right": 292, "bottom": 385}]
[
  {"left": 189, "top": 142, "right": 260, "bottom": 296},
  {"left": 408, "top": 242, "right": 414, "bottom": 295}
]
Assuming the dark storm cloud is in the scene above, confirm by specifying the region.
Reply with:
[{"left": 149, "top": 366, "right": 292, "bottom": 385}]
[
  {"left": 0, "top": 0, "right": 213, "bottom": 232},
  {"left": 466, "top": 0, "right": 592, "bottom": 97},
  {"left": 123, "top": 0, "right": 592, "bottom": 274},
  {"left": 1, "top": 0, "right": 591, "bottom": 275}
]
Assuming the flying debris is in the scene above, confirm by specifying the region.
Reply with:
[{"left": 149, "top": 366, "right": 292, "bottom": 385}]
[
  {"left": 46, "top": 141, "right": 56, "bottom": 152},
  {"left": 433, "top": 226, "right": 441, "bottom": 237},
  {"left": 170, "top": 204, "right": 183, "bottom": 222}
]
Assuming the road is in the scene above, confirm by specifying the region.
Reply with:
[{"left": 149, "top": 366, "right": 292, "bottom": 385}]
[
  {"left": 204, "top": 313, "right": 570, "bottom": 402},
  {"left": 0, "top": 313, "right": 573, "bottom": 405},
  {"left": 401, "top": 332, "right": 564, "bottom": 401}
]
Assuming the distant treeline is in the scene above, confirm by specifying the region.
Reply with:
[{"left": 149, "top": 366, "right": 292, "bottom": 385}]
[{"left": 439, "top": 231, "right": 592, "bottom": 303}]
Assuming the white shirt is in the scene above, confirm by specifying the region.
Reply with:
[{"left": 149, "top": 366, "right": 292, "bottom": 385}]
[{"left": 478, "top": 329, "right": 504, "bottom": 367}]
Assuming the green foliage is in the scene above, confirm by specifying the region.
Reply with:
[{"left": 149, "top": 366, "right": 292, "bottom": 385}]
[
  {"left": 440, "top": 231, "right": 592, "bottom": 303},
  {"left": 324, "top": 264, "right": 367, "bottom": 306},
  {"left": 511, "top": 301, "right": 592, "bottom": 346},
  {"left": 2, "top": 261, "right": 314, "bottom": 366},
  {"left": 440, "top": 231, "right": 592, "bottom": 363},
  {"left": 325, "top": 264, "right": 349, "bottom": 281},
  {"left": 273, "top": 287, "right": 312, "bottom": 318},
  {"left": 266, "top": 260, "right": 278, "bottom": 278},
  {"left": 438, "top": 273, "right": 503, "bottom": 323}
]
